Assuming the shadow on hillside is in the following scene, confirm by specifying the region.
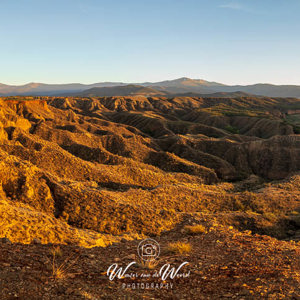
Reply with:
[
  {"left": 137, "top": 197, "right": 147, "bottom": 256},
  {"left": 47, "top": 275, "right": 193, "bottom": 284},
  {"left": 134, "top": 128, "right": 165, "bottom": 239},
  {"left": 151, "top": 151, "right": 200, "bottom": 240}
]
[
  {"left": 231, "top": 209, "right": 300, "bottom": 241},
  {"left": 97, "top": 181, "right": 151, "bottom": 191}
]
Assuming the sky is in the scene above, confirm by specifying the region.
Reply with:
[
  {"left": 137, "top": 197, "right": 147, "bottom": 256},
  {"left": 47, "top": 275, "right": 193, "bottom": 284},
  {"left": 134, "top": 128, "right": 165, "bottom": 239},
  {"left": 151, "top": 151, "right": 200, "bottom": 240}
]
[{"left": 0, "top": 0, "right": 300, "bottom": 85}]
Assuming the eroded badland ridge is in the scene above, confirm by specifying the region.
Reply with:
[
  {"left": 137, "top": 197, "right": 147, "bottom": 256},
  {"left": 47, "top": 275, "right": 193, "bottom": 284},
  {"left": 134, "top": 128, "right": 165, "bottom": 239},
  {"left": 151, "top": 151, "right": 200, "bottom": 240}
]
[{"left": 0, "top": 95, "right": 300, "bottom": 298}]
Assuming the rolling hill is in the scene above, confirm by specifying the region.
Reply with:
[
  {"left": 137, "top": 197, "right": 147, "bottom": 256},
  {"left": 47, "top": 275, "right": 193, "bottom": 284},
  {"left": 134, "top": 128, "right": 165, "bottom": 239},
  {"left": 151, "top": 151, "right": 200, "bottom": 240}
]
[{"left": 76, "top": 84, "right": 166, "bottom": 97}]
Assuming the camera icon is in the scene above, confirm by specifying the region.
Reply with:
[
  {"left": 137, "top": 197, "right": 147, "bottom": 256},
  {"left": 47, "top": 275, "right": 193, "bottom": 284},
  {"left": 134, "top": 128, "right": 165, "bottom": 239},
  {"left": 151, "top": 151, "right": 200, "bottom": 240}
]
[
  {"left": 137, "top": 238, "right": 160, "bottom": 261},
  {"left": 141, "top": 244, "right": 158, "bottom": 257}
]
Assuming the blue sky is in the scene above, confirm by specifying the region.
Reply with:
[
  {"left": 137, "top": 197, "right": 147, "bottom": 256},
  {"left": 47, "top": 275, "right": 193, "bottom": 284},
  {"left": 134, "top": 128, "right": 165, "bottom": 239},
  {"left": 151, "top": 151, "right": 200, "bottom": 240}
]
[{"left": 0, "top": 0, "right": 300, "bottom": 85}]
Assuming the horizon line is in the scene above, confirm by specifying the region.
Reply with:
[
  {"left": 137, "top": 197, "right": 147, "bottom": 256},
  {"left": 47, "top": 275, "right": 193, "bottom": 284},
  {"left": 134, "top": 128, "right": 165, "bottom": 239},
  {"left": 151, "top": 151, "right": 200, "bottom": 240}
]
[{"left": 1, "top": 77, "right": 300, "bottom": 87}]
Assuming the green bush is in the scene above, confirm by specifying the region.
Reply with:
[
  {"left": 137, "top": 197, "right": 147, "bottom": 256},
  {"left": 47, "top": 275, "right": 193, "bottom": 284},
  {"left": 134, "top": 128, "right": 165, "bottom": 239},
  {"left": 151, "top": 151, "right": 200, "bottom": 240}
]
[{"left": 225, "top": 125, "right": 240, "bottom": 134}]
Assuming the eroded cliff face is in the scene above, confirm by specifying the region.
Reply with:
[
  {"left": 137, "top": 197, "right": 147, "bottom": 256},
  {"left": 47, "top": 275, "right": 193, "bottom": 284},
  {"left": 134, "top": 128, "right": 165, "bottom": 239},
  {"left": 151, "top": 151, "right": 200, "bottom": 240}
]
[{"left": 0, "top": 96, "right": 299, "bottom": 243}]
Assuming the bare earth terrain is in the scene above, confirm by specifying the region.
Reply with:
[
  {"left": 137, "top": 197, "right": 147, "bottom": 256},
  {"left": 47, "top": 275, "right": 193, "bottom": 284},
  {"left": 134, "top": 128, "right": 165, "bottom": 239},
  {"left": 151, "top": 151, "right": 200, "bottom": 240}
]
[{"left": 0, "top": 95, "right": 299, "bottom": 299}]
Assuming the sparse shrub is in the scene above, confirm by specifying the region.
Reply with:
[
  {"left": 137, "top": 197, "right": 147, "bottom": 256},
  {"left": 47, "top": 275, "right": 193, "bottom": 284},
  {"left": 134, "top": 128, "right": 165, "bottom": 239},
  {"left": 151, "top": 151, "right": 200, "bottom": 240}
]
[
  {"left": 184, "top": 224, "right": 206, "bottom": 234},
  {"left": 137, "top": 258, "right": 159, "bottom": 269},
  {"left": 50, "top": 253, "right": 79, "bottom": 281},
  {"left": 225, "top": 125, "right": 240, "bottom": 134},
  {"left": 167, "top": 241, "right": 192, "bottom": 254},
  {"left": 291, "top": 211, "right": 299, "bottom": 215},
  {"left": 50, "top": 245, "right": 63, "bottom": 257},
  {"left": 81, "top": 291, "right": 94, "bottom": 300},
  {"left": 52, "top": 262, "right": 68, "bottom": 280}
]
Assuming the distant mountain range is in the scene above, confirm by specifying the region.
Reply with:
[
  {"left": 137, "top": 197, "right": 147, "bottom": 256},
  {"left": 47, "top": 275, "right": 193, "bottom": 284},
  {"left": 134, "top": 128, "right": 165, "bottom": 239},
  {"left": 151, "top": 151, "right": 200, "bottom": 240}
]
[{"left": 1, "top": 77, "right": 300, "bottom": 97}]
